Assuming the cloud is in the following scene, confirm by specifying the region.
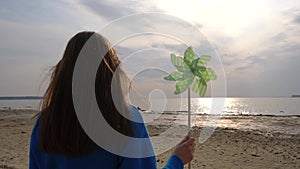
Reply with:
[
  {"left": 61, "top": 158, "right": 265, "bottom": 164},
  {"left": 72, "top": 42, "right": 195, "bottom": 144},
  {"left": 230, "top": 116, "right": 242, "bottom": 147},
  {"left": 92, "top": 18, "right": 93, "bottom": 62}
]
[
  {"left": 75, "top": 0, "right": 162, "bottom": 20},
  {"left": 0, "top": 0, "right": 93, "bottom": 95},
  {"left": 270, "top": 32, "right": 287, "bottom": 42},
  {"left": 1, "top": 0, "right": 299, "bottom": 97},
  {"left": 0, "top": 19, "right": 74, "bottom": 95},
  {"left": 0, "top": 0, "right": 113, "bottom": 95},
  {"left": 225, "top": 38, "right": 300, "bottom": 96},
  {"left": 294, "top": 15, "right": 300, "bottom": 24},
  {"left": 282, "top": 7, "right": 300, "bottom": 24},
  {"left": 77, "top": 0, "right": 133, "bottom": 20}
]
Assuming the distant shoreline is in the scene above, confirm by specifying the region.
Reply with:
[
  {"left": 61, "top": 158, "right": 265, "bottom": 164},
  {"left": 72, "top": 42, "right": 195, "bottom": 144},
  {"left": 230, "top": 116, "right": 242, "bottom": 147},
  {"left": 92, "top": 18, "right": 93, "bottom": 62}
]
[
  {"left": 0, "top": 96, "right": 43, "bottom": 100},
  {"left": 0, "top": 96, "right": 296, "bottom": 100}
]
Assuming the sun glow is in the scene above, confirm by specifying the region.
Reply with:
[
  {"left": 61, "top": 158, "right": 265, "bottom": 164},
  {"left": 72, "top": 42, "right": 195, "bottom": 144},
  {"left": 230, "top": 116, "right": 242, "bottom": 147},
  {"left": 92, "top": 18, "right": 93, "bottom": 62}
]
[{"left": 155, "top": 0, "right": 269, "bottom": 36}]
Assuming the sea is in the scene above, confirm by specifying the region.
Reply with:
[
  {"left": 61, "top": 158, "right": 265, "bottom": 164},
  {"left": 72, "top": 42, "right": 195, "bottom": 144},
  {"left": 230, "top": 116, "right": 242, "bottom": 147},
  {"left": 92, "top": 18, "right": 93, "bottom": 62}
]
[
  {"left": 0, "top": 97, "right": 299, "bottom": 116},
  {"left": 0, "top": 97, "right": 299, "bottom": 135},
  {"left": 134, "top": 97, "right": 300, "bottom": 135},
  {"left": 132, "top": 97, "right": 300, "bottom": 116}
]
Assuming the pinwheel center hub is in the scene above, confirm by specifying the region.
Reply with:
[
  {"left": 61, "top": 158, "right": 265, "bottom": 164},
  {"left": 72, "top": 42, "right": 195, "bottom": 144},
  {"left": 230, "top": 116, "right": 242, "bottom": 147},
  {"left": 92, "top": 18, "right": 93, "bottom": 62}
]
[{"left": 191, "top": 68, "right": 195, "bottom": 73}]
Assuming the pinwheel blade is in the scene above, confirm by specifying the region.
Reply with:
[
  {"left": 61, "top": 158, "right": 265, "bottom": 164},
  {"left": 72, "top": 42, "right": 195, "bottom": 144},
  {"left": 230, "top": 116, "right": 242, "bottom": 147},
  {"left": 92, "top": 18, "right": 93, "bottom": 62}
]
[
  {"left": 194, "top": 66, "right": 206, "bottom": 78},
  {"left": 191, "top": 58, "right": 206, "bottom": 71},
  {"left": 170, "top": 53, "right": 190, "bottom": 72},
  {"left": 190, "top": 58, "right": 200, "bottom": 71},
  {"left": 164, "top": 71, "right": 192, "bottom": 81},
  {"left": 206, "top": 68, "right": 217, "bottom": 80},
  {"left": 165, "top": 47, "right": 217, "bottom": 98},
  {"left": 198, "top": 55, "right": 211, "bottom": 66},
  {"left": 200, "top": 69, "right": 210, "bottom": 82},
  {"left": 174, "top": 77, "right": 194, "bottom": 95},
  {"left": 164, "top": 72, "right": 181, "bottom": 81},
  {"left": 191, "top": 77, "right": 207, "bottom": 97},
  {"left": 184, "top": 47, "right": 195, "bottom": 67}
]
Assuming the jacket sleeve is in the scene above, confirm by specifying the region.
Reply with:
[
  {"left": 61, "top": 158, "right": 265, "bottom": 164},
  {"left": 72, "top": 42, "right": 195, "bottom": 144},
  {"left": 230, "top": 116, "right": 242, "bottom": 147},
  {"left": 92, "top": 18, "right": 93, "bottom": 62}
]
[
  {"left": 29, "top": 145, "right": 38, "bottom": 169},
  {"left": 29, "top": 117, "right": 39, "bottom": 169},
  {"left": 117, "top": 154, "right": 183, "bottom": 169},
  {"left": 124, "top": 106, "right": 183, "bottom": 169},
  {"left": 116, "top": 106, "right": 157, "bottom": 169},
  {"left": 117, "top": 156, "right": 157, "bottom": 169},
  {"left": 162, "top": 155, "right": 183, "bottom": 169}
]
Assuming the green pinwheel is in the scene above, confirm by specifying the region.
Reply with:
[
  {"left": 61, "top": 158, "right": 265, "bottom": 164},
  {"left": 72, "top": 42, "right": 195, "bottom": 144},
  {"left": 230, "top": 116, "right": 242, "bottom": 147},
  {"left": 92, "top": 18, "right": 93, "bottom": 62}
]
[
  {"left": 164, "top": 46, "right": 217, "bottom": 169},
  {"left": 164, "top": 47, "right": 217, "bottom": 169},
  {"left": 164, "top": 46, "right": 217, "bottom": 96}
]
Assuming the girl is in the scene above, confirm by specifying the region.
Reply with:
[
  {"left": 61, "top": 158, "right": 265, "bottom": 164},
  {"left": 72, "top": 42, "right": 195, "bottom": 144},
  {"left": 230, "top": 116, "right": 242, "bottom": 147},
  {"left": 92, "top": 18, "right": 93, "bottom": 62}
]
[{"left": 29, "top": 31, "right": 195, "bottom": 169}]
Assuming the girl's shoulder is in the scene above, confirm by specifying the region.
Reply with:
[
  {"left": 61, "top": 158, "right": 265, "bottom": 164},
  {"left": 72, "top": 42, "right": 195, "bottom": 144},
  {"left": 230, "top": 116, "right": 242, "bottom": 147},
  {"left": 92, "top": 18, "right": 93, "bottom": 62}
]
[
  {"left": 129, "top": 105, "right": 149, "bottom": 138},
  {"left": 129, "top": 105, "right": 144, "bottom": 123},
  {"left": 31, "top": 114, "right": 41, "bottom": 136}
]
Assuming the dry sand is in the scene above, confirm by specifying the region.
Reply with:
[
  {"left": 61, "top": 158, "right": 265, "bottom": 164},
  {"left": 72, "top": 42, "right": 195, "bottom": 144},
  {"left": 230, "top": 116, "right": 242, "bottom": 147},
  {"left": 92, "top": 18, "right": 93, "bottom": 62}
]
[
  {"left": 0, "top": 110, "right": 37, "bottom": 169},
  {"left": 0, "top": 110, "right": 299, "bottom": 169}
]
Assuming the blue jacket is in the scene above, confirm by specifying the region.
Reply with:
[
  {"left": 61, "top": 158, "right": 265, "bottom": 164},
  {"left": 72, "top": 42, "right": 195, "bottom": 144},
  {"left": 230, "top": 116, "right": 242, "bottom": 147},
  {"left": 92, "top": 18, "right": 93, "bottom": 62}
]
[{"left": 29, "top": 106, "right": 183, "bottom": 169}]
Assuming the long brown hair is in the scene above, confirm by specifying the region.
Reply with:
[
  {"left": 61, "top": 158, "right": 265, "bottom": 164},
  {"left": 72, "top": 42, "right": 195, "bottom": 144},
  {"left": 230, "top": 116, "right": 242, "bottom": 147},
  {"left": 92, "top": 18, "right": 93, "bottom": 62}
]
[{"left": 39, "top": 31, "right": 134, "bottom": 156}]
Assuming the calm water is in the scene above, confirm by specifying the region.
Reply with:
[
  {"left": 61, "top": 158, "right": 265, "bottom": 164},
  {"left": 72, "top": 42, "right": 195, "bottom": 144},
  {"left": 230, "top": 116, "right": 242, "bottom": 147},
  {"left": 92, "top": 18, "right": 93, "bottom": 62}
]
[
  {"left": 133, "top": 97, "right": 300, "bottom": 116},
  {"left": 1, "top": 98, "right": 300, "bottom": 116},
  {"left": 0, "top": 99, "right": 41, "bottom": 110},
  {"left": 1, "top": 98, "right": 299, "bottom": 134},
  {"left": 134, "top": 98, "right": 300, "bottom": 135}
]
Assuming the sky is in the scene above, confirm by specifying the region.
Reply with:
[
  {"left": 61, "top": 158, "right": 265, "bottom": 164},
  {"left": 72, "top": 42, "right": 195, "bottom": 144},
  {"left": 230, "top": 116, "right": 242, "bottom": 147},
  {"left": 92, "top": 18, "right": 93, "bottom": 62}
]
[{"left": 0, "top": 0, "right": 299, "bottom": 97}]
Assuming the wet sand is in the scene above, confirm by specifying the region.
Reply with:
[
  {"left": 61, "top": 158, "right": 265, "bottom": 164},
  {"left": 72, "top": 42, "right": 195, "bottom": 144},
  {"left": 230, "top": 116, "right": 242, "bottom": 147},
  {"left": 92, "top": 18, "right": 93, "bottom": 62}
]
[{"left": 0, "top": 110, "right": 299, "bottom": 169}]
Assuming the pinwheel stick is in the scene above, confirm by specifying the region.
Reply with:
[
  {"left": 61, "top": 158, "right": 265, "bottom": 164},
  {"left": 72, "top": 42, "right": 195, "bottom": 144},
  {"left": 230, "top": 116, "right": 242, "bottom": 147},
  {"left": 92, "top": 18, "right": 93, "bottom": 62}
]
[
  {"left": 188, "top": 87, "right": 191, "bottom": 169},
  {"left": 188, "top": 87, "right": 191, "bottom": 131}
]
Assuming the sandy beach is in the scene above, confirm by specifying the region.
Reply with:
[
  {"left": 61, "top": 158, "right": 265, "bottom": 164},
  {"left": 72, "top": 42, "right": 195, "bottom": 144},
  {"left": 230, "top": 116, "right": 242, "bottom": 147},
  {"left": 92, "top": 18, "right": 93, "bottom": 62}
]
[{"left": 0, "top": 110, "right": 299, "bottom": 169}]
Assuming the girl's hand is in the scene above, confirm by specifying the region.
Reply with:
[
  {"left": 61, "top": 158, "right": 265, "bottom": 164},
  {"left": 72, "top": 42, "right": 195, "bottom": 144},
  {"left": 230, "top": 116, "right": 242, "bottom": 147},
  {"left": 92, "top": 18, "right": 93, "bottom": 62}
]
[{"left": 173, "top": 136, "right": 196, "bottom": 164}]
